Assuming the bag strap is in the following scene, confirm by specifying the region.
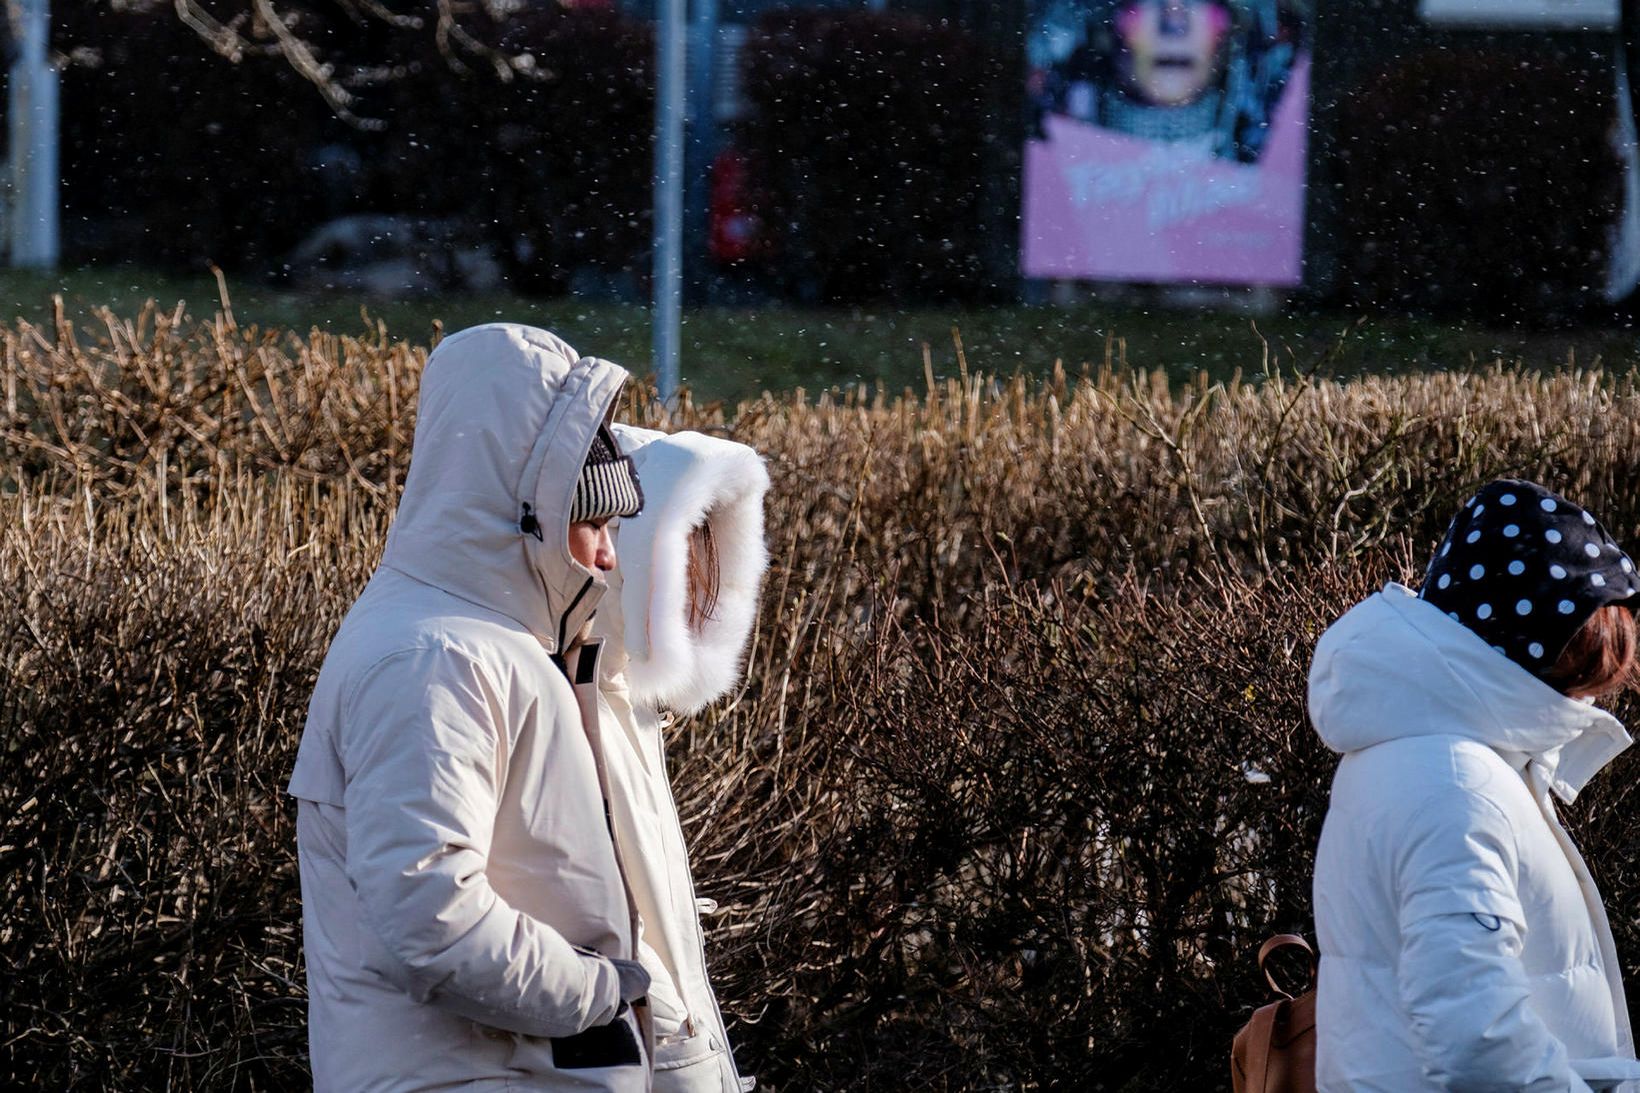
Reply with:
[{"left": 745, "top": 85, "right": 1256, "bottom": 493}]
[
  {"left": 1242, "top": 1001, "right": 1280, "bottom": 1092},
  {"left": 1257, "top": 933, "right": 1316, "bottom": 1000}
]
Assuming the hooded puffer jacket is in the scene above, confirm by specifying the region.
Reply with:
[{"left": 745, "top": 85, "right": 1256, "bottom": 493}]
[
  {"left": 1311, "top": 582, "right": 1640, "bottom": 1092},
  {"left": 288, "top": 324, "right": 650, "bottom": 1092},
  {"left": 591, "top": 426, "right": 770, "bottom": 1093}
]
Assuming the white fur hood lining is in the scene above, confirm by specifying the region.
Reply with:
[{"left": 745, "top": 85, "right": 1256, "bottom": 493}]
[{"left": 599, "top": 426, "right": 771, "bottom": 714}]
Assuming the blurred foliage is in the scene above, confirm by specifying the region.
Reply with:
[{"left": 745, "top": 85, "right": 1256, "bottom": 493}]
[
  {"left": 1335, "top": 47, "right": 1621, "bottom": 319},
  {"left": 62, "top": 0, "right": 542, "bottom": 125},
  {"left": 740, "top": 9, "right": 1008, "bottom": 304},
  {"left": 4, "top": 309, "right": 1640, "bottom": 1086},
  {"left": 54, "top": 2, "right": 654, "bottom": 286},
  {"left": 359, "top": 3, "right": 656, "bottom": 294},
  {"left": 56, "top": 3, "right": 329, "bottom": 269}
]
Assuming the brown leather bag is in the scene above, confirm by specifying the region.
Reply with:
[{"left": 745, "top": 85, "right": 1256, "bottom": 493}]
[{"left": 1231, "top": 934, "right": 1317, "bottom": 1093}]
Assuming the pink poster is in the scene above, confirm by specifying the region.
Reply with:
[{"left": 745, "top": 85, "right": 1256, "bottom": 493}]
[{"left": 1021, "top": 1, "right": 1311, "bottom": 286}]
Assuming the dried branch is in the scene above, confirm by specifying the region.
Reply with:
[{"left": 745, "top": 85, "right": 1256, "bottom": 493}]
[{"left": 163, "top": 0, "right": 535, "bottom": 126}]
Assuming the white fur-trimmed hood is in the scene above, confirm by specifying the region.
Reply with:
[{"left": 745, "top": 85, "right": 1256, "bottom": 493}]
[{"left": 596, "top": 425, "right": 771, "bottom": 714}]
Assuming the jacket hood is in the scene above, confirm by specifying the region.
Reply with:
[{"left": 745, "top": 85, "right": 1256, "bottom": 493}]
[
  {"left": 1309, "top": 582, "right": 1631, "bottom": 803},
  {"left": 380, "top": 323, "right": 629, "bottom": 654},
  {"left": 593, "top": 426, "right": 770, "bottom": 714}
]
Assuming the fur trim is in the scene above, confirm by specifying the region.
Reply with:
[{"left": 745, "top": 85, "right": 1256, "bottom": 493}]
[{"left": 604, "top": 425, "right": 771, "bottom": 713}]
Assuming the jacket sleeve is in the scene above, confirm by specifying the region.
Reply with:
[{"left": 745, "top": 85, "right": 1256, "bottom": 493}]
[
  {"left": 1392, "top": 795, "right": 1592, "bottom": 1092},
  {"left": 339, "top": 646, "right": 627, "bottom": 1037}
]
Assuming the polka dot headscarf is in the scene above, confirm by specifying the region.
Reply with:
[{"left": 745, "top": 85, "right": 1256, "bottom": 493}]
[{"left": 1422, "top": 479, "right": 1639, "bottom": 679}]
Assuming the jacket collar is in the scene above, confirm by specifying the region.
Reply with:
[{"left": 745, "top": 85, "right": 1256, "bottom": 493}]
[{"left": 1309, "top": 582, "right": 1631, "bottom": 803}]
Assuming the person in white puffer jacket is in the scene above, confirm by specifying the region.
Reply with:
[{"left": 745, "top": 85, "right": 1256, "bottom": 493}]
[
  {"left": 289, "top": 324, "right": 658, "bottom": 1092},
  {"left": 1311, "top": 478, "right": 1640, "bottom": 1092},
  {"left": 591, "top": 425, "right": 771, "bottom": 1093}
]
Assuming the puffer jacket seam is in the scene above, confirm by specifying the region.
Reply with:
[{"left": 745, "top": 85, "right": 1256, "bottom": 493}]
[
  {"left": 1537, "top": 960, "right": 1612, "bottom": 978},
  {"left": 1392, "top": 786, "right": 1524, "bottom": 927},
  {"left": 338, "top": 639, "right": 507, "bottom": 740}
]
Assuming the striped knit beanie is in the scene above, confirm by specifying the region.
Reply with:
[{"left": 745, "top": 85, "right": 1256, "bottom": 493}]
[{"left": 571, "top": 425, "right": 644, "bottom": 524}]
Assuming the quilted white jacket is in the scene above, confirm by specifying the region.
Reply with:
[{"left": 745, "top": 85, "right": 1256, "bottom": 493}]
[
  {"left": 593, "top": 426, "right": 770, "bottom": 1093},
  {"left": 1311, "top": 583, "right": 1640, "bottom": 1092},
  {"left": 289, "top": 324, "right": 651, "bottom": 1091}
]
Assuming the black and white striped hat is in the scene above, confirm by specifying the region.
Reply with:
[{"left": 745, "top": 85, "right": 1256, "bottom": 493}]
[
  {"left": 571, "top": 425, "right": 644, "bottom": 524},
  {"left": 1421, "top": 479, "right": 1638, "bottom": 679}
]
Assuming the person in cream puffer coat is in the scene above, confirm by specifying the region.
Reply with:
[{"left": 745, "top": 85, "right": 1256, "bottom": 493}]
[
  {"left": 591, "top": 425, "right": 771, "bottom": 1093},
  {"left": 289, "top": 324, "right": 656, "bottom": 1092}
]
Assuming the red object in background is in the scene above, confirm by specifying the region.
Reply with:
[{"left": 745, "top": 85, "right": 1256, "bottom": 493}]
[{"left": 708, "top": 145, "right": 767, "bottom": 265}]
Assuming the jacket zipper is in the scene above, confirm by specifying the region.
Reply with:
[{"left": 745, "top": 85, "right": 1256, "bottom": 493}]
[
  {"left": 557, "top": 575, "right": 595, "bottom": 653},
  {"left": 652, "top": 715, "right": 744, "bottom": 1088},
  {"left": 568, "top": 641, "right": 654, "bottom": 1089}
]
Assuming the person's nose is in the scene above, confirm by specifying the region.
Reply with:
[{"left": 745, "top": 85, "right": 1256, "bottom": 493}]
[
  {"left": 596, "top": 527, "right": 617, "bottom": 572},
  {"left": 1160, "top": 1, "right": 1191, "bottom": 36}
]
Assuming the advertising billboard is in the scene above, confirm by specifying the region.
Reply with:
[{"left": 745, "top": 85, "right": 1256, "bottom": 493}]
[{"left": 1021, "top": 0, "right": 1311, "bottom": 286}]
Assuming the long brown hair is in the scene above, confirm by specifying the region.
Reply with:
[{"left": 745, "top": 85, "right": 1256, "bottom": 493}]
[
  {"left": 1543, "top": 604, "right": 1639, "bottom": 699},
  {"left": 686, "top": 521, "right": 721, "bottom": 632}
]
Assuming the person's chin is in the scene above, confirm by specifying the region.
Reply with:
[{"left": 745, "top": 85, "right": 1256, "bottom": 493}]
[{"left": 1138, "top": 78, "right": 1208, "bottom": 107}]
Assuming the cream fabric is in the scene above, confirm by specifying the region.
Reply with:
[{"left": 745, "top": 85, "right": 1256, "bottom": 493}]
[
  {"left": 289, "top": 324, "right": 649, "bottom": 1092},
  {"left": 593, "top": 428, "right": 771, "bottom": 1093}
]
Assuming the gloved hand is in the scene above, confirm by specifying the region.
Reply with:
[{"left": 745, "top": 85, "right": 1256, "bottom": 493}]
[{"left": 608, "top": 956, "right": 651, "bottom": 1004}]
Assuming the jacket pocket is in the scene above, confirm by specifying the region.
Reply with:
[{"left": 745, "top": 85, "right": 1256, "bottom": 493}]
[{"left": 652, "top": 1026, "right": 733, "bottom": 1093}]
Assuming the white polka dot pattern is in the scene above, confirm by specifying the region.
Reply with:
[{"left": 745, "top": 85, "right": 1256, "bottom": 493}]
[{"left": 1420, "top": 478, "right": 1638, "bottom": 680}]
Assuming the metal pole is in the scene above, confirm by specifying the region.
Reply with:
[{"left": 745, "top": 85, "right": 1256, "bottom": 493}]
[
  {"left": 10, "top": 0, "right": 58, "bottom": 269},
  {"left": 684, "top": 0, "right": 718, "bottom": 305},
  {"left": 652, "top": 0, "right": 687, "bottom": 403}
]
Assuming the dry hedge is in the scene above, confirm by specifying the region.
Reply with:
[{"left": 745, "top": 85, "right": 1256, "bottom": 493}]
[{"left": 4, "top": 309, "right": 1640, "bottom": 1090}]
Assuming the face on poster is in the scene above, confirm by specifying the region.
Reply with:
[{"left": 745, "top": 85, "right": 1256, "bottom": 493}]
[{"left": 1022, "top": 0, "right": 1311, "bottom": 285}]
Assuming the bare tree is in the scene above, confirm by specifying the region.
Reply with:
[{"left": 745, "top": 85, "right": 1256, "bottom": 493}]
[{"left": 154, "top": 0, "right": 542, "bottom": 127}]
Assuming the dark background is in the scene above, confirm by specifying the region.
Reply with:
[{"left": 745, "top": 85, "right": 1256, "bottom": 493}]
[{"left": 36, "top": 1, "right": 1640, "bottom": 318}]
